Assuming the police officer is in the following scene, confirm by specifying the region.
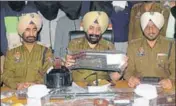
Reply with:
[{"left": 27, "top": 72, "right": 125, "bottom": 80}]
[
  {"left": 65, "top": 11, "right": 128, "bottom": 84},
  {"left": 2, "top": 13, "right": 53, "bottom": 89},
  {"left": 128, "top": 1, "right": 170, "bottom": 41},
  {"left": 124, "top": 12, "right": 175, "bottom": 89}
]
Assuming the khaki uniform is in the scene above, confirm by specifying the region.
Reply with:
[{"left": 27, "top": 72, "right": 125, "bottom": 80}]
[
  {"left": 68, "top": 37, "right": 115, "bottom": 83},
  {"left": 124, "top": 36, "right": 175, "bottom": 82},
  {"left": 128, "top": 2, "right": 170, "bottom": 41},
  {"left": 2, "top": 42, "right": 53, "bottom": 89}
]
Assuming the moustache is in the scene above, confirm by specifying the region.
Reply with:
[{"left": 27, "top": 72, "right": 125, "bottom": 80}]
[
  {"left": 26, "top": 36, "right": 36, "bottom": 39},
  {"left": 148, "top": 33, "right": 156, "bottom": 36},
  {"left": 89, "top": 34, "right": 100, "bottom": 39}
]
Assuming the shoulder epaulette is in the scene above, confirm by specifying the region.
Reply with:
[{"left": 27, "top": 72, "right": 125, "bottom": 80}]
[
  {"left": 70, "top": 37, "right": 84, "bottom": 43},
  {"left": 37, "top": 41, "right": 50, "bottom": 48},
  {"left": 129, "top": 38, "right": 142, "bottom": 43},
  {"left": 8, "top": 43, "right": 22, "bottom": 50}
]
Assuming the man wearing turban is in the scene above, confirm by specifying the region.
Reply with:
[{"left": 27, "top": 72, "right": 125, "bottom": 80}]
[
  {"left": 124, "top": 12, "right": 175, "bottom": 89},
  {"left": 128, "top": 1, "right": 170, "bottom": 42},
  {"left": 2, "top": 13, "right": 53, "bottom": 89},
  {"left": 65, "top": 11, "right": 128, "bottom": 85}
]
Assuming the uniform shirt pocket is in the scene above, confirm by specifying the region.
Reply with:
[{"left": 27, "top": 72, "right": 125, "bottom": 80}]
[
  {"left": 157, "top": 53, "right": 168, "bottom": 64},
  {"left": 135, "top": 56, "right": 146, "bottom": 76},
  {"left": 14, "top": 61, "right": 25, "bottom": 77},
  {"left": 156, "top": 54, "right": 169, "bottom": 70}
]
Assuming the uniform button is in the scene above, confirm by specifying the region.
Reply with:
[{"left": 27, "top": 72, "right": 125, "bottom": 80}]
[{"left": 28, "top": 62, "right": 30, "bottom": 64}]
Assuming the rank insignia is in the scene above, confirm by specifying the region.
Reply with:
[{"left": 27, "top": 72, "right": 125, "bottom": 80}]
[
  {"left": 137, "top": 47, "right": 145, "bottom": 56},
  {"left": 14, "top": 52, "right": 21, "bottom": 62}
]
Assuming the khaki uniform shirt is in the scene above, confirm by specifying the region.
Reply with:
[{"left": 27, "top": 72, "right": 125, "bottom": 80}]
[
  {"left": 68, "top": 37, "right": 115, "bottom": 83},
  {"left": 128, "top": 2, "right": 170, "bottom": 41},
  {"left": 2, "top": 42, "right": 53, "bottom": 89},
  {"left": 124, "top": 36, "right": 175, "bottom": 81}
]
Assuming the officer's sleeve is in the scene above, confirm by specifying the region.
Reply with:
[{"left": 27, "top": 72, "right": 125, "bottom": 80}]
[
  {"left": 2, "top": 51, "right": 18, "bottom": 89},
  {"left": 67, "top": 40, "right": 77, "bottom": 52},
  {"left": 128, "top": 5, "right": 135, "bottom": 42},
  {"left": 37, "top": 48, "right": 53, "bottom": 83},
  {"left": 168, "top": 41, "right": 175, "bottom": 82},
  {"left": 124, "top": 43, "right": 136, "bottom": 80}
]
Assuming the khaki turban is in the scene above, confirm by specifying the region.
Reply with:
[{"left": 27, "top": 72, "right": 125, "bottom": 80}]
[
  {"left": 17, "top": 13, "right": 42, "bottom": 36},
  {"left": 140, "top": 12, "right": 164, "bottom": 31},
  {"left": 82, "top": 11, "right": 109, "bottom": 34}
]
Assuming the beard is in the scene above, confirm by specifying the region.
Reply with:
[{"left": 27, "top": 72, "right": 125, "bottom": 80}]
[
  {"left": 85, "top": 33, "right": 102, "bottom": 44},
  {"left": 22, "top": 36, "right": 37, "bottom": 43},
  {"left": 145, "top": 33, "right": 158, "bottom": 41}
]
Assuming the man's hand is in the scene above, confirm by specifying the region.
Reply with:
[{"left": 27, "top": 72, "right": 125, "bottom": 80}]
[
  {"left": 110, "top": 72, "right": 121, "bottom": 81},
  {"left": 17, "top": 82, "right": 35, "bottom": 90},
  {"left": 119, "top": 56, "right": 128, "bottom": 71},
  {"left": 128, "top": 76, "right": 140, "bottom": 88},
  {"left": 65, "top": 55, "right": 76, "bottom": 67},
  {"left": 159, "top": 79, "right": 173, "bottom": 89}
]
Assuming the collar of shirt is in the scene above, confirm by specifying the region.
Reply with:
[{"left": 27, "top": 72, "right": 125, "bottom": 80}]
[
  {"left": 141, "top": 35, "right": 162, "bottom": 49},
  {"left": 21, "top": 42, "right": 38, "bottom": 53},
  {"left": 112, "top": 1, "right": 128, "bottom": 9}
]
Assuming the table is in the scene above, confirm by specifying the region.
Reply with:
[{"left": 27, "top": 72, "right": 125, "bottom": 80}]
[{"left": 1, "top": 80, "right": 175, "bottom": 105}]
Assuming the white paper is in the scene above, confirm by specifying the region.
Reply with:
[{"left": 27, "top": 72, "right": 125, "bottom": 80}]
[
  {"left": 88, "top": 83, "right": 111, "bottom": 93},
  {"left": 68, "top": 82, "right": 88, "bottom": 93},
  {"left": 134, "top": 84, "right": 158, "bottom": 100},
  {"left": 114, "top": 100, "right": 130, "bottom": 104},
  {"left": 106, "top": 54, "right": 125, "bottom": 65},
  {"left": 27, "top": 85, "right": 50, "bottom": 106},
  {"left": 27, "top": 84, "right": 50, "bottom": 98}
]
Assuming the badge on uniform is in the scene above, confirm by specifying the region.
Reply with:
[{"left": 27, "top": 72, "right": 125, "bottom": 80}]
[
  {"left": 156, "top": 53, "right": 168, "bottom": 60},
  {"left": 137, "top": 47, "right": 145, "bottom": 56},
  {"left": 14, "top": 52, "right": 21, "bottom": 63}
]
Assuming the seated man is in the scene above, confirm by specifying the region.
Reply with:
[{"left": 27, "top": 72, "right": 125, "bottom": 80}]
[
  {"left": 65, "top": 11, "right": 127, "bottom": 84},
  {"left": 124, "top": 12, "right": 175, "bottom": 89},
  {"left": 128, "top": 1, "right": 169, "bottom": 41},
  {"left": 2, "top": 13, "right": 53, "bottom": 89}
]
